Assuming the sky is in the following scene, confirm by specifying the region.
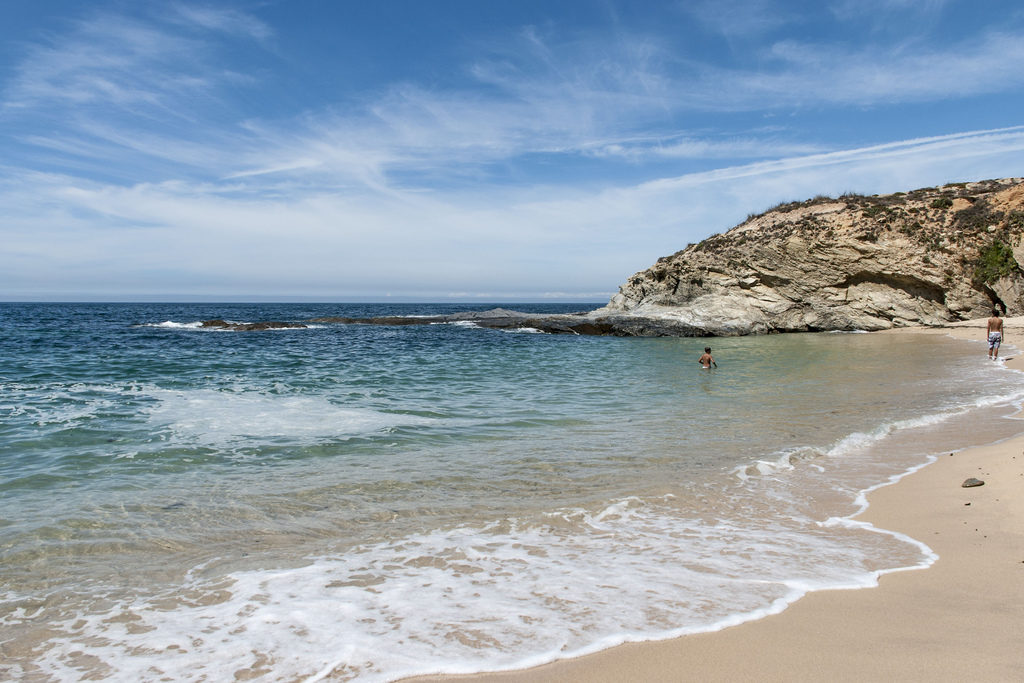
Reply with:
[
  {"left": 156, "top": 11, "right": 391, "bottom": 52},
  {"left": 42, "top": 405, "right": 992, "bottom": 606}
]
[{"left": 2, "top": 1, "right": 1024, "bottom": 302}]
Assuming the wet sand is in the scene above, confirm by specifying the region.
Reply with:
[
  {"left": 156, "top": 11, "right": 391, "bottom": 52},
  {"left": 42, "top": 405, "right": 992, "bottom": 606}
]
[{"left": 409, "top": 318, "right": 1024, "bottom": 682}]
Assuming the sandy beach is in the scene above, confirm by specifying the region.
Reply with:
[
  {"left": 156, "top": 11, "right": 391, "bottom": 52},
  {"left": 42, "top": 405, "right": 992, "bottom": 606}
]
[{"left": 410, "top": 318, "right": 1024, "bottom": 683}]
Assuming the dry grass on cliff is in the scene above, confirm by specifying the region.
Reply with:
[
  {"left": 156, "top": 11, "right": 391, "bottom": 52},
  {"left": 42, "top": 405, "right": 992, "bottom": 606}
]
[{"left": 685, "top": 179, "right": 1024, "bottom": 271}]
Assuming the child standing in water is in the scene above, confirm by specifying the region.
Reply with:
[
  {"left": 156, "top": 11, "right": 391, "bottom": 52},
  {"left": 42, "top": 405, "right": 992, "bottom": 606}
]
[{"left": 698, "top": 347, "right": 717, "bottom": 369}]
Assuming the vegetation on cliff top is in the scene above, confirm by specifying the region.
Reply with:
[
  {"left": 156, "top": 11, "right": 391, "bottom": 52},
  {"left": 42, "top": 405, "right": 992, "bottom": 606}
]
[{"left": 683, "top": 179, "right": 1023, "bottom": 274}]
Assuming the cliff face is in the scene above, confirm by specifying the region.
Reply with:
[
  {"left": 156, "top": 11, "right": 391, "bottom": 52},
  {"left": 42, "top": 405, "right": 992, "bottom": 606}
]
[{"left": 595, "top": 178, "right": 1024, "bottom": 335}]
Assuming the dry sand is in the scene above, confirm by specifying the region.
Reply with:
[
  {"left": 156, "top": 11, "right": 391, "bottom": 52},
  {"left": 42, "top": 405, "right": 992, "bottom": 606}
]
[{"left": 410, "top": 318, "right": 1024, "bottom": 683}]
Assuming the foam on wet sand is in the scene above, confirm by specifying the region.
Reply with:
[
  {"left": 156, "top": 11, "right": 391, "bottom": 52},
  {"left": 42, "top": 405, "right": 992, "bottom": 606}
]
[{"left": 409, "top": 318, "right": 1024, "bottom": 683}]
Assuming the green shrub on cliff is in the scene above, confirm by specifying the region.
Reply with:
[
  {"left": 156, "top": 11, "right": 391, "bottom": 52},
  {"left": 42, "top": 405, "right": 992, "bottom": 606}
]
[{"left": 973, "top": 240, "right": 1019, "bottom": 284}]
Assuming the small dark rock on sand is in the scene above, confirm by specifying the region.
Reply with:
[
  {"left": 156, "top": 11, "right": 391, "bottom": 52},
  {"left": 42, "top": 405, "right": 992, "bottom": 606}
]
[{"left": 961, "top": 477, "right": 985, "bottom": 488}]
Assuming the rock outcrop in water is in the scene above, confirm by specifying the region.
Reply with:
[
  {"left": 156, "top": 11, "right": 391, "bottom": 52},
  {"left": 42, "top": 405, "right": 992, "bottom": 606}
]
[
  {"left": 201, "top": 319, "right": 308, "bottom": 331},
  {"left": 594, "top": 178, "right": 1024, "bottom": 335},
  {"left": 308, "top": 308, "right": 618, "bottom": 335}
]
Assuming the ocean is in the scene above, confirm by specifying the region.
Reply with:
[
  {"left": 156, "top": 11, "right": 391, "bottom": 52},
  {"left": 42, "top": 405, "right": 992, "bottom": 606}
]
[{"left": 2, "top": 302, "right": 1023, "bottom": 681}]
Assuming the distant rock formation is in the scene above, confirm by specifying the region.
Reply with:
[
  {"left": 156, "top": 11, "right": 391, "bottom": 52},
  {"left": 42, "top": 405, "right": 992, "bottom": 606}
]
[
  {"left": 593, "top": 178, "right": 1024, "bottom": 335},
  {"left": 201, "top": 319, "right": 308, "bottom": 331},
  {"left": 308, "top": 309, "right": 616, "bottom": 335}
]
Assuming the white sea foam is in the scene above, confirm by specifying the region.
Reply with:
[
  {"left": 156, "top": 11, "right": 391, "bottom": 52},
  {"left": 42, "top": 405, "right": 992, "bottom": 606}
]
[
  {"left": 3, "top": 383, "right": 122, "bottom": 427},
  {"left": 142, "top": 388, "right": 431, "bottom": 447},
  {"left": 9, "top": 308, "right": 1024, "bottom": 682},
  {"left": 140, "top": 320, "right": 315, "bottom": 331},
  {"left": 429, "top": 319, "right": 482, "bottom": 328},
  {"left": 22, "top": 492, "right": 929, "bottom": 682},
  {"left": 141, "top": 320, "right": 206, "bottom": 329},
  {"left": 731, "top": 379, "right": 1024, "bottom": 484}
]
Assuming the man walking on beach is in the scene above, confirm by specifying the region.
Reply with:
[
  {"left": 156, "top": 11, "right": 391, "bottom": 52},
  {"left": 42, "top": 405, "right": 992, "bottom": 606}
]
[{"left": 987, "top": 309, "right": 1004, "bottom": 360}]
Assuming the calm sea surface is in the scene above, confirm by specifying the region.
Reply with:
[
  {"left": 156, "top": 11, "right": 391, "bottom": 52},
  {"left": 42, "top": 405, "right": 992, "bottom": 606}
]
[{"left": 2, "top": 302, "right": 1023, "bottom": 681}]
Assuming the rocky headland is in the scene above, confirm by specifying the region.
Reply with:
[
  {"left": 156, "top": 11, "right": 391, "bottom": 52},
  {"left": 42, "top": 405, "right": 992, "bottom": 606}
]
[
  {"left": 591, "top": 177, "right": 1024, "bottom": 335},
  {"left": 200, "top": 177, "right": 1024, "bottom": 337}
]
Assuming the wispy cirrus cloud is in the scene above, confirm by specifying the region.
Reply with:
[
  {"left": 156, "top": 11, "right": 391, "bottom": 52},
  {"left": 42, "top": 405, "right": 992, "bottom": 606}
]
[
  {"left": 638, "top": 126, "right": 1024, "bottom": 195},
  {"left": 680, "top": 0, "right": 798, "bottom": 38},
  {"left": 579, "top": 134, "right": 826, "bottom": 160},
  {"left": 221, "top": 24, "right": 1024, "bottom": 192},
  {"left": 167, "top": 3, "right": 274, "bottom": 41},
  {"left": 4, "top": 16, "right": 217, "bottom": 112},
  {"left": 1, "top": 5, "right": 272, "bottom": 184},
  {"left": 5, "top": 125, "right": 1023, "bottom": 298},
  {"left": 739, "top": 31, "right": 1024, "bottom": 106},
  {"left": 829, "top": 0, "right": 955, "bottom": 22},
  {"left": 6, "top": 6, "right": 1024, "bottom": 196},
  {"left": 3, "top": 2, "right": 1024, "bottom": 300}
]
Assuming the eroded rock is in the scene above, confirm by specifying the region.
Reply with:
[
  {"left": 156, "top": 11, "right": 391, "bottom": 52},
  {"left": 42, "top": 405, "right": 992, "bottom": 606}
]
[{"left": 596, "top": 178, "right": 1024, "bottom": 335}]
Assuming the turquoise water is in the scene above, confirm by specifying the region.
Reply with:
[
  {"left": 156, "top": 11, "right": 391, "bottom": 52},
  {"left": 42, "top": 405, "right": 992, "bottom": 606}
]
[{"left": 2, "top": 303, "right": 1023, "bottom": 681}]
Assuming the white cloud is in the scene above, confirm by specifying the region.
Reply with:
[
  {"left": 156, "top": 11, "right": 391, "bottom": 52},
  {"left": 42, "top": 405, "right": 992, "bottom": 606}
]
[
  {"left": 634, "top": 127, "right": 1024, "bottom": 206},
  {"left": 681, "top": 0, "right": 798, "bottom": 38},
  {"left": 829, "top": 0, "right": 954, "bottom": 22},
  {"left": 4, "top": 126, "right": 1022, "bottom": 299},
  {"left": 168, "top": 4, "right": 273, "bottom": 41},
  {"left": 8, "top": 7, "right": 1024, "bottom": 196},
  {"left": 3, "top": 15, "right": 210, "bottom": 111},
  {"left": 745, "top": 31, "right": 1024, "bottom": 106},
  {"left": 589, "top": 135, "right": 826, "bottom": 160},
  {"left": 219, "top": 20, "right": 1024, "bottom": 195},
  {"left": 3, "top": 4, "right": 1024, "bottom": 299}
]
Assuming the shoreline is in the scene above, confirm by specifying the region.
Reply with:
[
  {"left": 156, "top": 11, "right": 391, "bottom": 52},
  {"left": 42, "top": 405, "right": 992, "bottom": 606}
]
[{"left": 407, "top": 319, "right": 1024, "bottom": 682}]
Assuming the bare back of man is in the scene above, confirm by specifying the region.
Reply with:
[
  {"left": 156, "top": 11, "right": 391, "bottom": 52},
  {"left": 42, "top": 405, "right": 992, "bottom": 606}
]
[
  {"left": 987, "top": 310, "right": 1004, "bottom": 360},
  {"left": 698, "top": 347, "right": 717, "bottom": 369}
]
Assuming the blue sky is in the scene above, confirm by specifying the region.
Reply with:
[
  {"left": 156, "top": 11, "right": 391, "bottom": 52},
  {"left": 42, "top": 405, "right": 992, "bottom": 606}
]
[{"left": 3, "top": 1, "right": 1024, "bottom": 301}]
